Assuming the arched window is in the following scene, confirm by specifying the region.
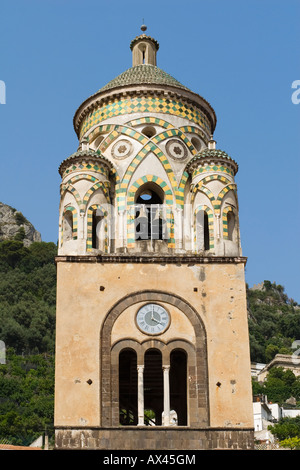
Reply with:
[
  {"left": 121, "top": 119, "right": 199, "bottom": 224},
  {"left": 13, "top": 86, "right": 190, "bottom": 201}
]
[
  {"left": 191, "top": 137, "right": 201, "bottom": 152},
  {"left": 144, "top": 349, "right": 163, "bottom": 426},
  {"left": 135, "top": 185, "right": 166, "bottom": 241},
  {"left": 223, "top": 206, "right": 236, "bottom": 242},
  {"left": 63, "top": 208, "right": 74, "bottom": 243},
  {"left": 119, "top": 349, "right": 138, "bottom": 425},
  {"left": 227, "top": 210, "right": 235, "bottom": 241},
  {"left": 87, "top": 205, "right": 107, "bottom": 252},
  {"left": 92, "top": 209, "right": 104, "bottom": 249},
  {"left": 196, "top": 209, "right": 210, "bottom": 251},
  {"left": 170, "top": 349, "right": 187, "bottom": 426}
]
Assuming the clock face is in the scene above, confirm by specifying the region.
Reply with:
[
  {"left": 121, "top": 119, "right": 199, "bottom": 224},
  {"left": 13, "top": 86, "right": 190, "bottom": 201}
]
[{"left": 136, "top": 303, "right": 170, "bottom": 335}]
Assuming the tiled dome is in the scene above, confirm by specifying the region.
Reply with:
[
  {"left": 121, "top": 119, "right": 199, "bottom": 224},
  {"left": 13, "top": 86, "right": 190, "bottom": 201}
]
[{"left": 98, "top": 64, "right": 191, "bottom": 93}]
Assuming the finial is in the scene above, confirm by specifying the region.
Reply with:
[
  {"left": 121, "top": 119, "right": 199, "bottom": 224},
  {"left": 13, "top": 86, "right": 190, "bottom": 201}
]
[
  {"left": 208, "top": 135, "right": 216, "bottom": 150},
  {"left": 141, "top": 20, "right": 147, "bottom": 32}
]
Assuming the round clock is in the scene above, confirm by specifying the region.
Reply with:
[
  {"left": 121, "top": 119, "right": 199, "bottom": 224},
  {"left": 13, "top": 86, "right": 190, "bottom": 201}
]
[{"left": 136, "top": 303, "right": 170, "bottom": 335}]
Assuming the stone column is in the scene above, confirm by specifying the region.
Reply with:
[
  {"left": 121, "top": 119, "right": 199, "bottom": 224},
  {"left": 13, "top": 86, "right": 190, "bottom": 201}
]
[
  {"left": 163, "top": 365, "right": 170, "bottom": 426},
  {"left": 137, "top": 365, "right": 145, "bottom": 426}
]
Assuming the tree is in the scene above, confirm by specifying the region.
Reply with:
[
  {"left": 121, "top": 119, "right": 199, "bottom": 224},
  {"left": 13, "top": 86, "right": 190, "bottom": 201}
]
[{"left": 269, "top": 416, "right": 300, "bottom": 441}]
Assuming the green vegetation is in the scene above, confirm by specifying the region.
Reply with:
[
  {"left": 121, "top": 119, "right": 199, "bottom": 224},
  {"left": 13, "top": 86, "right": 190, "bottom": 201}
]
[
  {"left": 0, "top": 350, "right": 54, "bottom": 446},
  {"left": 268, "top": 416, "right": 300, "bottom": 449},
  {"left": 253, "top": 367, "right": 300, "bottom": 405},
  {"left": 247, "top": 280, "right": 300, "bottom": 363},
  {"left": 0, "top": 240, "right": 57, "bottom": 354},
  {"left": 0, "top": 240, "right": 56, "bottom": 446},
  {"left": 0, "top": 239, "right": 299, "bottom": 446}
]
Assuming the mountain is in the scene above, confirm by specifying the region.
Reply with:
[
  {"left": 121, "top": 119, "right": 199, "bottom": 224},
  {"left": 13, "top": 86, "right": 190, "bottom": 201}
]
[{"left": 0, "top": 202, "right": 41, "bottom": 247}]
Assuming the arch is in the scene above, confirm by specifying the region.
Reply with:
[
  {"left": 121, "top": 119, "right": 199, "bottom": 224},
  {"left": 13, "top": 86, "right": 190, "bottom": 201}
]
[
  {"left": 125, "top": 116, "right": 174, "bottom": 130},
  {"left": 100, "top": 291, "right": 209, "bottom": 428},
  {"left": 222, "top": 206, "right": 237, "bottom": 241},
  {"left": 194, "top": 205, "right": 214, "bottom": 251},
  {"left": 191, "top": 181, "right": 216, "bottom": 207},
  {"left": 179, "top": 125, "right": 209, "bottom": 145},
  {"left": 126, "top": 176, "right": 175, "bottom": 248},
  {"left": 177, "top": 171, "right": 189, "bottom": 208},
  {"left": 152, "top": 128, "right": 195, "bottom": 155},
  {"left": 86, "top": 204, "right": 109, "bottom": 252},
  {"left": 144, "top": 348, "right": 164, "bottom": 425},
  {"left": 119, "top": 348, "right": 138, "bottom": 425},
  {"left": 60, "top": 182, "right": 82, "bottom": 210},
  {"left": 61, "top": 206, "right": 77, "bottom": 246},
  {"left": 215, "top": 183, "right": 237, "bottom": 215},
  {"left": 118, "top": 142, "right": 178, "bottom": 210},
  {"left": 86, "top": 124, "right": 117, "bottom": 146},
  {"left": 82, "top": 180, "right": 110, "bottom": 207},
  {"left": 170, "top": 349, "right": 187, "bottom": 425}
]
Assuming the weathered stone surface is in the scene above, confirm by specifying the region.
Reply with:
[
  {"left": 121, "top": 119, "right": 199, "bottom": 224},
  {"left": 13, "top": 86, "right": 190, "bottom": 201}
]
[
  {"left": 55, "top": 427, "right": 254, "bottom": 450},
  {"left": 0, "top": 202, "right": 41, "bottom": 246}
]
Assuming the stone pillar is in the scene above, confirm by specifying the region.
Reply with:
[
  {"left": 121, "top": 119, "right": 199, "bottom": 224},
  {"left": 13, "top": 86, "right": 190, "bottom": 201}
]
[
  {"left": 137, "top": 365, "right": 145, "bottom": 426},
  {"left": 163, "top": 365, "right": 170, "bottom": 426}
]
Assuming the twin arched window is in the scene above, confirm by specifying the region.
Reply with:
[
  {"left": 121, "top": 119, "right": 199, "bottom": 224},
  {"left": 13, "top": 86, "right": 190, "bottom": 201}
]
[{"left": 119, "top": 348, "right": 187, "bottom": 427}]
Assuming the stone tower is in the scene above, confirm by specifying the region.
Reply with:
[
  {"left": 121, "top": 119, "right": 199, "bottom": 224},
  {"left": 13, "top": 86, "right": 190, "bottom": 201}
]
[{"left": 54, "top": 27, "right": 254, "bottom": 450}]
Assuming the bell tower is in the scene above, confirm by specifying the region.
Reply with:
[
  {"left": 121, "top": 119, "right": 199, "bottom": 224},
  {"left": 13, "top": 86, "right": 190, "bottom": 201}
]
[{"left": 54, "top": 27, "right": 254, "bottom": 450}]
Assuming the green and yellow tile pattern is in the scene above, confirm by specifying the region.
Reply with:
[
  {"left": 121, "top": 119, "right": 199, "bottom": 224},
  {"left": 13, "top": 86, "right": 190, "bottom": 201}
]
[{"left": 79, "top": 96, "right": 212, "bottom": 138}]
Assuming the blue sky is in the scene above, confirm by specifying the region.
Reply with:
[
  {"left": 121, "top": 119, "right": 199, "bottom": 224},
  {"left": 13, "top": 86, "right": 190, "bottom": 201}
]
[{"left": 0, "top": 0, "right": 299, "bottom": 301}]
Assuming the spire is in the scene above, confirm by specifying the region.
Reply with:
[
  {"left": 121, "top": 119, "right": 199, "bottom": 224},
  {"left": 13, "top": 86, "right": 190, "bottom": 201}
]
[{"left": 130, "top": 25, "right": 159, "bottom": 67}]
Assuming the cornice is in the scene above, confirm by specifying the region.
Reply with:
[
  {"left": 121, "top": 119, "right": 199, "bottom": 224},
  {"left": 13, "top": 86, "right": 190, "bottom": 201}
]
[
  {"left": 186, "top": 152, "right": 239, "bottom": 176},
  {"left": 58, "top": 149, "right": 114, "bottom": 177},
  {"left": 56, "top": 254, "right": 247, "bottom": 264}
]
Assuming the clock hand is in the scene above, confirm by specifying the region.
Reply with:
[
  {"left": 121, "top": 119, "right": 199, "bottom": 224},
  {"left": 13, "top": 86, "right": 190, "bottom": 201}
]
[
  {"left": 151, "top": 305, "right": 154, "bottom": 321},
  {"left": 152, "top": 316, "right": 162, "bottom": 325}
]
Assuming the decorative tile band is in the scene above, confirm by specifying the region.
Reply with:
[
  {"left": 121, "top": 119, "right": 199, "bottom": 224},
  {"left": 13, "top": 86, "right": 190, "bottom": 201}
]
[
  {"left": 194, "top": 205, "right": 214, "bottom": 250},
  {"left": 86, "top": 204, "right": 108, "bottom": 252},
  {"left": 192, "top": 164, "right": 234, "bottom": 179},
  {"left": 62, "top": 161, "right": 110, "bottom": 180},
  {"left": 79, "top": 96, "right": 212, "bottom": 138}
]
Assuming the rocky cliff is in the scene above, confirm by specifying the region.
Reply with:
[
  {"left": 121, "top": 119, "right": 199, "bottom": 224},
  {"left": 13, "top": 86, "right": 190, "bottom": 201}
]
[{"left": 0, "top": 202, "right": 41, "bottom": 246}]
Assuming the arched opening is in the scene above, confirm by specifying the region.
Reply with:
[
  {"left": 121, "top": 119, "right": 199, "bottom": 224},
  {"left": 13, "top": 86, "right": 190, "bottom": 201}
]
[
  {"left": 63, "top": 209, "right": 73, "bottom": 242},
  {"left": 191, "top": 137, "right": 201, "bottom": 152},
  {"left": 93, "top": 135, "right": 104, "bottom": 150},
  {"left": 91, "top": 209, "right": 104, "bottom": 249},
  {"left": 119, "top": 349, "right": 138, "bottom": 425},
  {"left": 196, "top": 210, "right": 210, "bottom": 251},
  {"left": 170, "top": 349, "right": 187, "bottom": 426},
  {"left": 227, "top": 210, "right": 235, "bottom": 241},
  {"left": 142, "top": 126, "right": 156, "bottom": 138},
  {"left": 144, "top": 349, "right": 163, "bottom": 426},
  {"left": 135, "top": 184, "right": 166, "bottom": 241}
]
